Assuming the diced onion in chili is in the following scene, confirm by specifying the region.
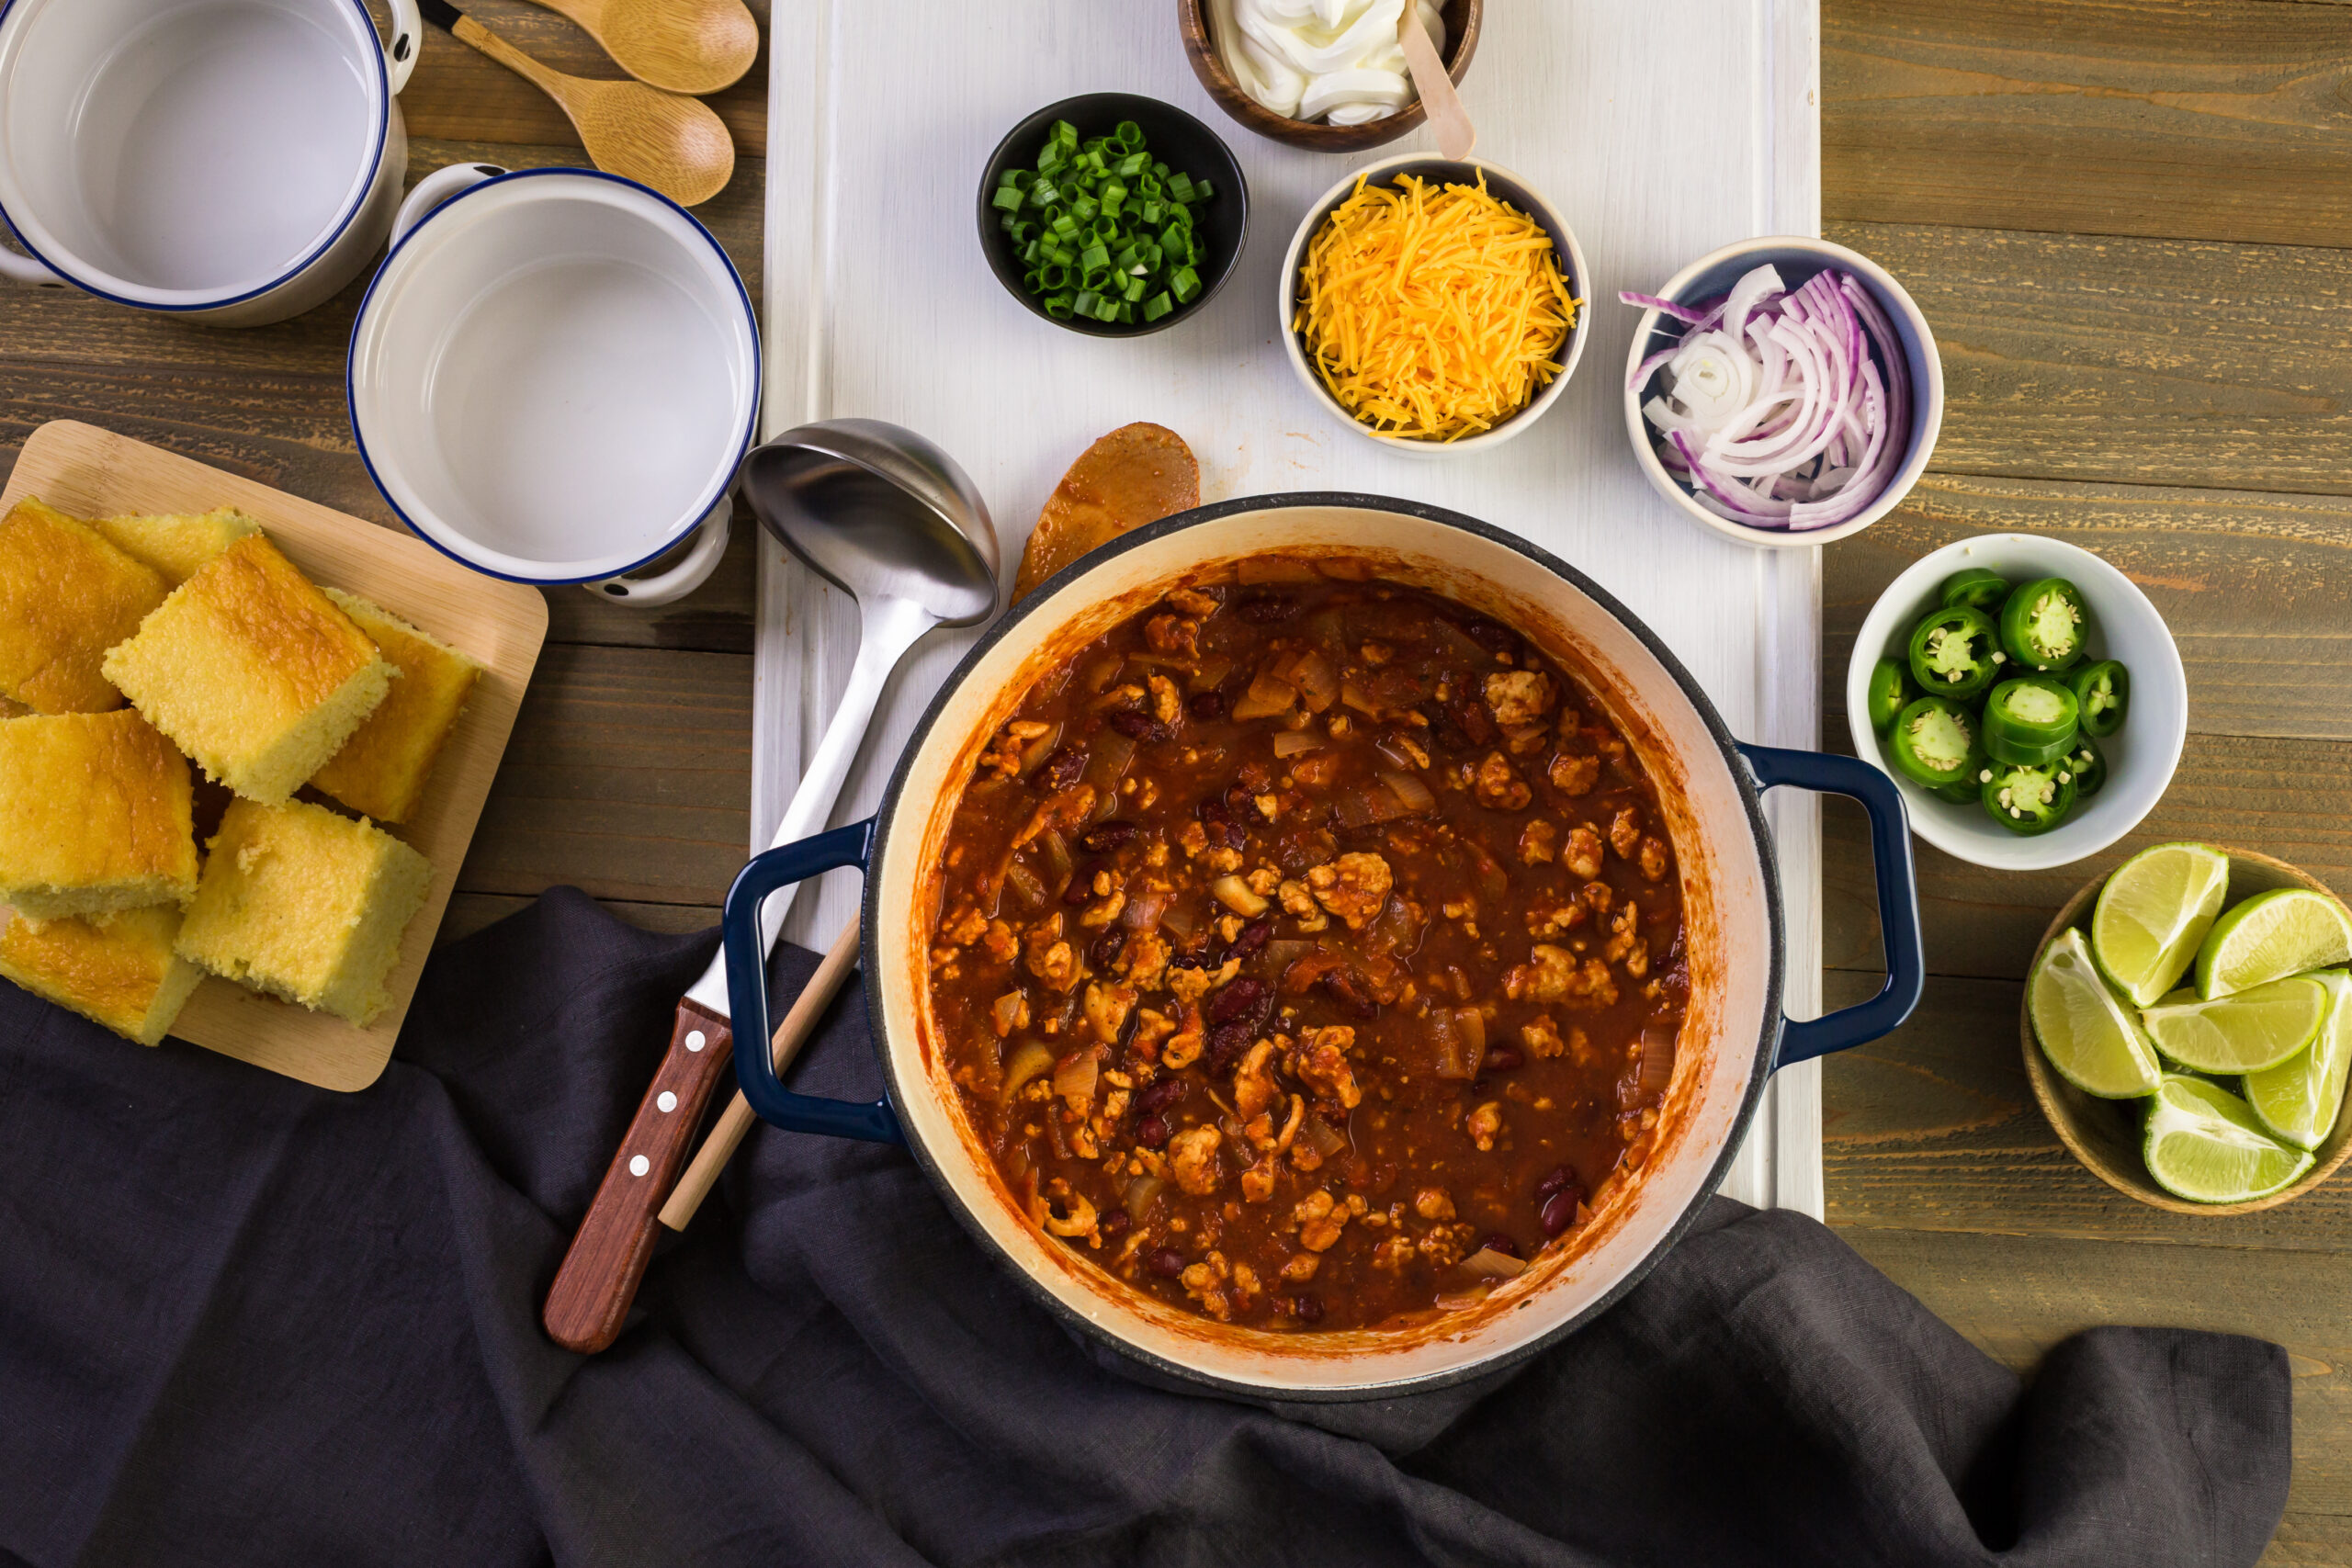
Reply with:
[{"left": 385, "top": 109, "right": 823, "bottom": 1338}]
[
  {"left": 1123, "top": 1174, "right": 1165, "bottom": 1220},
  {"left": 1231, "top": 667, "right": 1299, "bottom": 720},
  {"left": 1288, "top": 648, "right": 1340, "bottom": 712},
  {"left": 1019, "top": 721, "right": 1064, "bottom": 774},
  {"left": 1381, "top": 770, "right": 1436, "bottom": 812},
  {"left": 1453, "top": 1007, "right": 1486, "bottom": 1055},
  {"left": 1263, "top": 939, "right": 1320, "bottom": 974},
  {"left": 1366, "top": 896, "right": 1420, "bottom": 956},
  {"left": 1459, "top": 1246, "right": 1528, "bottom": 1280},
  {"left": 1039, "top": 829, "right": 1073, "bottom": 884},
  {"left": 1272, "top": 730, "right": 1323, "bottom": 758},
  {"left": 1429, "top": 1010, "right": 1479, "bottom": 1079},
  {"left": 1084, "top": 731, "right": 1136, "bottom": 796},
  {"left": 1052, "top": 1049, "right": 1099, "bottom": 1108},
  {"left": 999, "top": 1040, "right": 1055, "bottom": 1103},
  {"left": 1637, "top": 1024, "right": 1677, "bottom": 1101},
  {"left": 1210, "top": 874, "right": 1270, "bottom": 916},
  {"left": 992, "top": 991, "right": 1026, "bottom": 1036},
  {"left": 1374, "top": 735, "right": 1420, "bottom": 771},
  {"left": 1003, "top": 860, "right": 1047, "bottom": 909},
  {"left": 1160, "top": 899, "right": 1201, "bottom": 941},
  {"left": 1189, "top": 655, "right": 1234, "bottom": 693},
  {"left": 1340, "top": 678, "right": 1379, "bottom": 716},
  {"left": 1302, "top": 1112, "right": 1350, "bottom": 1157},
  {"left": 1432, "top": 1281, "right": 1492, "bottom": 1311},
  {"left": 1121, "top": 887, "right": 1170, "bottom": 931},
  {"left": 1465, "top": 840, "right": 1510, "bottom": 904},
  {"left": 1335, "top": 784, "right": 1413, "bottom": 829},
  {"left": 1084, "top": 656, "right": 1123, "bottom": 693}
]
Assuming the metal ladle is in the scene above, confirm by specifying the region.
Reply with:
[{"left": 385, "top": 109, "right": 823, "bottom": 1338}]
[{"left": 543, "top": 420, "right": 998, "bottom": 1353}]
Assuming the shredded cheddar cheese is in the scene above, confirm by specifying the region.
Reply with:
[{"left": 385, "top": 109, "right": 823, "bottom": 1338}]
[{"left": 1293, "top": 173, "right": 1580, "bottom": 443}]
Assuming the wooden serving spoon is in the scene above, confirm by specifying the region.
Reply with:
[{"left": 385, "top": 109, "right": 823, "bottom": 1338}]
[
  {"left": 519, "top": 0, "right": 759, "bottom": 97},
  {"left": 417, "top": 0, "right": 735, "bottom": 207},
  {"left": 1399, "top": 1, "right": 1476, "bottom": 160}
]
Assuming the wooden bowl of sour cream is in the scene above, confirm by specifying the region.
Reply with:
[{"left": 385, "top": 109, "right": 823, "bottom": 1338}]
[{"left": 1177, "top": 0, "right": 1481, "bottom": 153}]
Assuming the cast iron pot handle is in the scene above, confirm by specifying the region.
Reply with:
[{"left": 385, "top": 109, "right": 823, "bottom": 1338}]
[
  {"left": 1736, "top": 743, "right": 1925, "bottom": 1067},
  {"left": 722, "top": 817, "right": 905, "bottom": 1144}
]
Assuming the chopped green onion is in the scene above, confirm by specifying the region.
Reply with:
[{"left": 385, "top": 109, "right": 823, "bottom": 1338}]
[
  {"left": 1143, "top": 292, "right": 1173, "bottom": 321},
  {"left": 1001, "top": 120, "right": 1218, "bottom": 328},
  {"left": 1171, "top": 265, "right": 1201, "bottom": 303},
  {"left": 990, "top": 186, "right": 1024, "bottom": 214}
]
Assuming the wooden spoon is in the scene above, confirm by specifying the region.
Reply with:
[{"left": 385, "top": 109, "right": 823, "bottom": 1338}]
[
  {"left": 519, "top": 0, "right": 759, "bottom": 97},
  {"left": 1399, "top": 1, "right": 1476, "bottom": 160},
  {"left": 418, "top": 0, "right": 735, "bottom": 207}
]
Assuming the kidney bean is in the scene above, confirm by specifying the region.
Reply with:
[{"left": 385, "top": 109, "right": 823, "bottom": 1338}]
[
  {"left": 1533, "top": 1165, "right": 1577, "bottom": 1201},
  {"left": 1238, "top": 593, "right": 1295, "bottom": 624},
  {"left": 1090, "top": 928, "right": 1127, "bottom": 970},
  {"left": 1136, "top": 1078, "right": 1187, "bottom": 1118},
  {"left": 1108, "top": 710, "right": 1170, "bottom": 742},
  {"left": 1099, "top": 1209, "right": 1132, "bottom": 1242},
  {"left": 1480, "top": 1233, "right": 1522, "bottom": 1260},
  {"left": 1136, "top": 1114, "right": 1171, "bottom": 1149},
  {"left": 1207, "top": 976, "right": 1272, "bottom": 1029},
  {"left": 1452, "top": 696, "right": 1496, "bottom": 747},
  {"left": 1039, "top": 745, "right": 1089, "bottom": 792},
  {"left": 1187, "top": 690, "right": 1227, "bottom": 721},
  {"left": 1063, "top": 863, "right": 1105, "bottom": 906},
  {"left": 1078, "top": 820, "right": 1138, "bottom": 854},
  {"left": 1539, "top": 1186, "right": 1585, "bottom": 1237},
  {"left": 1461, "top": 618, "right": 1521, "bottom": 659},
  {"left": 1289, "top": 1293, "right": 1326, "bottom": 1325},
  {"left": 1146, "top": 1247, "right": 1186, "bottom": 1278},
  {"left": 1224, "top": 917, "right": 1272, "bottom": 962},
  {"left": 1204, "top": 1021, "right": 1254, "bottom": 1076},
  {"left": 1224, "top": 781, "right": 1257, "bottom": 816},
  {"left": 1481, "top": 1045, "right": 1525, "bottom": 1074},
  {"left": 1321, "top": 968, "right": 1379, "bottom": 1019},
  {"left": 1168, "top": 952, "right": 1205, "bottom": 972}
]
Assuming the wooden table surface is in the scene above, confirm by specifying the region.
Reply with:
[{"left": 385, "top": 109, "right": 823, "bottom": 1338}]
[{"left": 1, "top": 2, "right": 2344, "bottom": 1560}]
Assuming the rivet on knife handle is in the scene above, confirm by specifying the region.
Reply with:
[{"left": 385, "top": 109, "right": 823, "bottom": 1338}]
[{"left": 541, "top": 998, "right": 734, "bottom": 1353}]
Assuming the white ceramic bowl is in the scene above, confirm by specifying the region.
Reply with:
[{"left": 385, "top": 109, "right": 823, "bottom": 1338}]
[
  {"left": 1622, "top": 236, "right": 1944, "bottom": 549},
  {"left": 1846, "top": 533, "right": 2188, "bottom": 871},
  {"left": 1277, "top": 153, "right": 1589, "bottom": 458}
]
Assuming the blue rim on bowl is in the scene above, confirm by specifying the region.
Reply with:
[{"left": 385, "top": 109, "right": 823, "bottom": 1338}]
[
  {"left": 976, "top": 92, "right": 1250, "bottom": 339},
  {"left": 1844, "top": 532, "right": 2188, "bottom": 872},
  {"left": 1622, "top": 235, "right": 1944, "bottom": 549},
  {"left": 1277, "top": 153, "right": 1589, "bottom": 457}
]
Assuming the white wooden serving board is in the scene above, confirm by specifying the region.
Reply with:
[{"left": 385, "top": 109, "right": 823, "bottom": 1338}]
[{"left": 758, "top": 2, "right": 1826, "bottom": 1215}]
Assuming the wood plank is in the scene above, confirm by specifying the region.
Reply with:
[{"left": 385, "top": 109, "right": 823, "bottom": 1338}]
[
  {"left": 1824, "top": 0, "right": 2352, "bottom": 247},
  {"left": 1823, "top": 730, "right": 2352, "bottom": 978},
  {"left": 0, "top": 139, "right": 763, "bottom": 657},
  {"left": 456, "top": 643, "right": 752, "bottom": 908},
  {"left": 2267, "top": 1512, "right": 2352, "bottom": 1568},
  {"left": 371, "top": 0, "right": 769, "bottom": 159},
  {"left": 439, "top": 892, "right": 717, "bottom": 943},
  {"left": 1824, "top": 219, "right": 2352, "bottom": 496},
  {"left": 1824, "top": 472, "right": 2352, "bottom": 745},
  {"left": 1838, "top": 1224, "right": 2352, "bottom": 1517},
  {"left": 1822, "top": 972, "right": 2352, "bottom": 1251}
]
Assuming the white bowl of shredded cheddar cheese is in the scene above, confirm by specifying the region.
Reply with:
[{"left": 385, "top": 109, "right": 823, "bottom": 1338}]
[{"left": 1279, "top": 154, "right": 1589, "bottom": 457}]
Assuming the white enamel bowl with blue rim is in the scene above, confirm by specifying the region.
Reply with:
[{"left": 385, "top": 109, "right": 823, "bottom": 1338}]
[
  {"left": 710, "top": 496, "right": 1926, "bottom": 1399},
  {"left": 0, "top": 0, "right": 423, "bottom": 326},
  {"left": 1623, "top": 235, "right": 1945, "bottom": 549},
  {"left": 1847, "top": 532, "right": 2188, "bottom": 872},
  {"left": 347, "top": 164, "right": 761, "bottom": 605}
]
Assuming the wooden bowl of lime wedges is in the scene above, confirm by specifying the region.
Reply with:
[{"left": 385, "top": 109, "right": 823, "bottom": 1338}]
[{"left": 2022, "top": 843, "right": 2352, "bottom": 1213}]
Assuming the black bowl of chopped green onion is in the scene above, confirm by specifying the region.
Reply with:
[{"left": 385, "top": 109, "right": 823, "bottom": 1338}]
[{"left": 978, "top": 93, "right": 1249, "bottom": 337}]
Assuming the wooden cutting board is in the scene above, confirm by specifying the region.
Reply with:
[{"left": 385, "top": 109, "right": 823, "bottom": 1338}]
[{"left": 0, "top": 420, "right": 548, "bottom": 1091}]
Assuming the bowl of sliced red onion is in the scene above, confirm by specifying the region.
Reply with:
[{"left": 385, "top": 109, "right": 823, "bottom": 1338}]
[{"left": 1620, "top": 237, "right": 1943, "bottom": 548}]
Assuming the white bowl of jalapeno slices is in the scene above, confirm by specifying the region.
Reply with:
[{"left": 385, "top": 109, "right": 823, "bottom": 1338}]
[{"left": 1846, "top": 533, "right": 2188, "bottom": 871}]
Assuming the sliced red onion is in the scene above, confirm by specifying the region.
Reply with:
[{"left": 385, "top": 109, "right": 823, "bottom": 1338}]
[{"left": 1627, "top": 263, "right": 1912, "bottom": 535}]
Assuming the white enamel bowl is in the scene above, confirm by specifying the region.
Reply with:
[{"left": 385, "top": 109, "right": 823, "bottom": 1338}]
[
  {"left": 718, "top": 496, "right": 1926, "bottom": 1399},
  {"left": 1846, "top": 533, "right": 2188, "bottom": 872}
]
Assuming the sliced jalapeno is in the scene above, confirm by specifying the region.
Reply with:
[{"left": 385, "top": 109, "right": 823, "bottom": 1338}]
[
  {"left": 1981, "top": 677, "right": 2080, "bottom": 765},
  {"left": 1938, "top": 567, "right": 2011, "bottom": 613},
  {"left": 1981, "top": 758, "right": 2077, "bottom": 835},
  {"left": 1866, "top": 659, "right": 1916, "bottom": 731},
  {"left": 1997, "top": 577, "right": 2087, "bottom": 672},
  {"left": 1905, "top": 606, "right": 2001, "bottom": 699},
  {"left": 1888, "top": 696, "right": 1979, "bottom": 789},
  {"left": 2061, "top": 734, "right": 2107, "bottom": 797},
  {"left": 2069, "top": 659, "right": 2129, "bottom": 739},
  {"left": 1932, "top": 741, "right": 1993, "bottom": 804}
]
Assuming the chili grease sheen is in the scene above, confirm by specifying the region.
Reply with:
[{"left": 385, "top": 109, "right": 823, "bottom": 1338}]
[{"left": 1623, "top": 263, "right": 1912, "bottom": 532}]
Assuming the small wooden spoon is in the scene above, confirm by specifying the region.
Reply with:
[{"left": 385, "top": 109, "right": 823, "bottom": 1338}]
[
  {"left": 519, "top": 0, "right": 759, "bottom": 97},
  {"left": 418, "top": 0, "right": 735, "bottom": 207},
  {"left": 1399, "top": 1, "right": 1476, "bottom": 160}
]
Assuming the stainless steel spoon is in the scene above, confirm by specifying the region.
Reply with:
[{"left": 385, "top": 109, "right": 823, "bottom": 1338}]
[{"left": 544, "top": 420, "right": 998, "bottom": 1353}]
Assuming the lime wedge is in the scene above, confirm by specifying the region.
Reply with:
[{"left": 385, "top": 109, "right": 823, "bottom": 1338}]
[
  {"left": 2029, "top": 929, "right": 2161, "bottom": 1098},
  {"left": 2245, "top": 970, "right": 2352, "bottom": 1150},
  {"left": 2091, "top": 843, "right": 2230, "bottom": 1008},
  {"left": 2195, "top": 887, "right": 2352, "bottom": 999},
  {"left": 2142, "top": 1075, "right": 2313, "bottom": 1202},
  {"left": 2139, "top": 976, "right": 2328, "bottom": 1074}
]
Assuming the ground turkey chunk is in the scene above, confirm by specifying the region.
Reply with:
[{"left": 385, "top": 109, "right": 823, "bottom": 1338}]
[
  {"left": 1563, "top": 824, "right": 1604, "bottom": 881},
  {"left": 939, "top": 905, "right": 989, "bottom": 947},
  {"left": 1169, "top": 1124, "right": 1224, "bottom": 1195},
  {"left": 1466, "top": 1101, "right": 1504, "bottom": 1152},
  {"left": 1145, "top": 614, "right": 1200, "bottom": 658},
  {"left": 1294, "top": 1190, "right": 1349, "bottom": 1251},
  {"left": 1024, "top": 914, "right": 1078, "bottom": 991},
  {"left": 1234, "top": 1038, "right": 1283, "bottom": 1121},
  {"left": 1548, "top": 750, "right": 1601, "bottom": 796},
  {"left": 1485, "top": 671, "right": 1555, "bottom": 728},
  {"left": 1292, "top": 1025, "right": 1363, "bottom": 1108},
  {"left": 1610, "top": 806, "right": 1645, "bottom": 860},
  {"left": 1306, "top": 852, "right": 1392, "bottom": 929},
  {"left": 1505, "top": 943, "right": 1622, "bottom": 1009},
  {"left": 1474, "top": 751, "right": 1532, "bottom": 810}
]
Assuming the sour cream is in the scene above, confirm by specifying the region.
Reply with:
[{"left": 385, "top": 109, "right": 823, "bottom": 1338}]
[{"left": 1211, "top": 0, "right": 1447, "bottom": 127}]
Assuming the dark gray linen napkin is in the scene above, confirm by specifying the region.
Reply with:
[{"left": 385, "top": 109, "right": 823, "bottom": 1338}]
[{"left": 0, "top": 888, "right": 2290, "bottom": 1567}]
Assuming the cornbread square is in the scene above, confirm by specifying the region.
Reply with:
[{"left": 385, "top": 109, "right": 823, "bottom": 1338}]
[
  {"left": 310, "top": 590, "right": 483, "bottom": 824},
  {"left": 90, "top": 505, "right": 262, "bottom": 586},
  {"left": 102, "top": 534, "right": 395, "bottom": 803},
  {"left": 176, "top": 798, "right": 430, "bottom": 1026},
  {"left": 0, "top": 496, "right": 167, "bottom": 713},
  {"left": 0, "top": 904, "right": 202, "bottom": 1046},
  {"left": 0, "top": 709, "right": 198, "bottom": 921}
]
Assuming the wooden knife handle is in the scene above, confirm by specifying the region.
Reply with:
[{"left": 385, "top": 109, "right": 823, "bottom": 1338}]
[{"left": 542, "top": 998, "right": 734, "bottom": 1353}]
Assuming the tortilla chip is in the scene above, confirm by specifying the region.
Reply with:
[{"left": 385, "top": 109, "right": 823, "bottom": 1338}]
[{"left": 1013, "top": 423, "right": 1199, "bottom": 601}]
